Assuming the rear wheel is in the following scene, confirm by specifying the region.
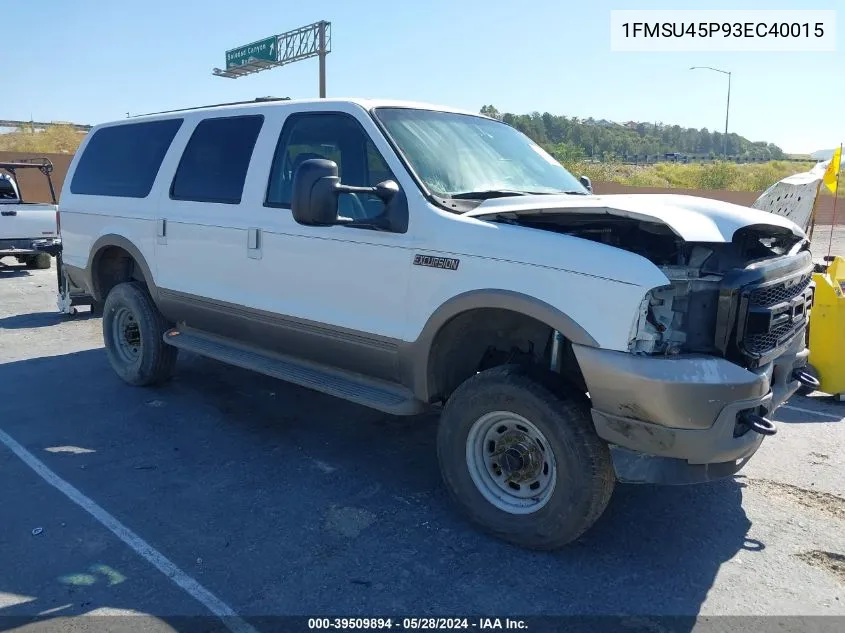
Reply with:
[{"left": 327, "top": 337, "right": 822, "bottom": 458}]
[
  {"left": 102, "top": 282, "right": 177, "bottom": 386},
  {"left": 437, "top": 365, "right": 615, "bottom": 550},
  {"left": 24, "top": 253, "right": 51, "bottom": 269}
]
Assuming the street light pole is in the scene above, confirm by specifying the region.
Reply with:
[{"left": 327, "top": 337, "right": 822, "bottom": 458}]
[
  {"left": 690, "top": 66, "right": 731, "bottom": 159},
  {"left": 724, "top": 71, "right": 731, "bottom": 158}
]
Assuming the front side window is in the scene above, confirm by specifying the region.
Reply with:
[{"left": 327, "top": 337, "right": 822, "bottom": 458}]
[
  {"left": 70, "top": 119, "right": 183, "bottom": 198},
  {"left": 171, "top": 115, "right": 264, "bottom": 204},
  {"left": 373, "top": 108, "right": 587, "bottom": 202},
  {"left": 266, "top": 113, "right": 396, "bottom": 221}
]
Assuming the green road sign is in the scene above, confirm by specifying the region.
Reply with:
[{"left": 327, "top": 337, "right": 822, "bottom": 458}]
[{"left": 226, "top": 36, "right": 277, "bottom": 69}]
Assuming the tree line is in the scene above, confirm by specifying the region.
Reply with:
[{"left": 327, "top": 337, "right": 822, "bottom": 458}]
[
  {"left": 1, "top": 111, "right": 787, "bottom": 164},
  {"left": 479, "top": 105, "right": 785, "bottom": 162}
]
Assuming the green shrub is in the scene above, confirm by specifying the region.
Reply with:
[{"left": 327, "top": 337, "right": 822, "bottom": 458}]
[{"left": 561, "top": 159, "right": 816, "bottom": 192}]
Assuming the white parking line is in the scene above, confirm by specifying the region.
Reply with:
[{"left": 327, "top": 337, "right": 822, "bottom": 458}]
[
  {"left": 781, "top": 404, "right": 843, "bottom": 421},
  {"left": 0, "top": 428, "right": 259, "bottom": 633}
]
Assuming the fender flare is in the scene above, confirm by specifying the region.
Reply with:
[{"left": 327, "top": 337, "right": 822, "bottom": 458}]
[
  {"left": 401, "top": 289, "right": 598, "bottom": 401},
  {"left": 86, "top": 234, "right": 158, "bottom": 303}
]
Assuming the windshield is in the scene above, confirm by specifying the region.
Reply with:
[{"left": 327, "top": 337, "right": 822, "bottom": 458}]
[{"left": 373, "top": 108, "right": 588, "bottom": 202}]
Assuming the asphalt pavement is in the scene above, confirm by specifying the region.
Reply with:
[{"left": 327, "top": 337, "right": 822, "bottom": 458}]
[{"left": 1, "top": 259, "right": 844, "bottom": 633}]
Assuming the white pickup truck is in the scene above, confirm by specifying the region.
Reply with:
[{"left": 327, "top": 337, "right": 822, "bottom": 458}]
[
  {"left": 0, "top": 159, "right": 59, "bottom": 269},
  {"left": 58, "top": 98, "right": 819, "bottom": 549}
]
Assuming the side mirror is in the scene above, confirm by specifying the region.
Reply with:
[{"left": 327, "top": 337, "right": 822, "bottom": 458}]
[
  {"left": 579, "top": 175, "right": 593, "bottom": 193},
  {"left": 374, "top": 180, "right": 399, "bottom": 201},
  {"left": 291, "top": 159, "right": 341, "bottom": 226},
  {"left": 291, "top": 158, "right": 408, "bottom": 233}
]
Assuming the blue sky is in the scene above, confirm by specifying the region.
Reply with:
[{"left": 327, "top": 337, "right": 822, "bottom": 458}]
[{"left": 2, "top": 0, "right": 842, "bottom": 153}]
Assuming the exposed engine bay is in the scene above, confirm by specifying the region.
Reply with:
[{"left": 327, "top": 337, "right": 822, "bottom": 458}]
[{"left": 492, "top": 212, "right": 812, "bottom": 366}]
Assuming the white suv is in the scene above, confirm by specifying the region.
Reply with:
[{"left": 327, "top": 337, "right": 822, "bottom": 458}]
[{"left": 59, "top": 98, "right": 816, "bottom": 549}]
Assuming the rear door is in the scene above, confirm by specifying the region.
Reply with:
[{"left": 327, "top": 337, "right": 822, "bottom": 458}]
[{"left": 154, "top": 113, "right": 265, "bottom": 332}]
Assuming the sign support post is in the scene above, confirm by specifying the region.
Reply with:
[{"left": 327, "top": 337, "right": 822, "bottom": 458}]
[{"left": 318, "top": 21, "right": 327, "bottom": 98}]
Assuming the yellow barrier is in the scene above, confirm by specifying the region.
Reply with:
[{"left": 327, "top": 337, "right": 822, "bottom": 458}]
[{"left": 808, "top": 256, "right": 845, "bottom": 400}]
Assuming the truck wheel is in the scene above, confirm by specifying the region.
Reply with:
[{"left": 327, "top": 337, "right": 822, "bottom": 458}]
[
  {"left": 102, "top": 282, "right": 177, "bottom": 386},
  {"left": 437, "top": 365, "right": 615, "bottom": 550},
  {"left": 25, "top": 253, "right": 52, "bottom": 269}
]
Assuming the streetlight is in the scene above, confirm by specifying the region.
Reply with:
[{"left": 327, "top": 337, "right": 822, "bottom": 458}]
[{"left": 690, "top": 66, "right": 731, "bottom": 159}]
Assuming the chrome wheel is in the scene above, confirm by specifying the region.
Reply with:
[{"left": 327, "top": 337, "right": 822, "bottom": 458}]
[
  {"left": 111, "top": 306, "right": 142, "bottom": 364},
  {"left": 465, "top": 411, "right": 557, "bottom": 514}
]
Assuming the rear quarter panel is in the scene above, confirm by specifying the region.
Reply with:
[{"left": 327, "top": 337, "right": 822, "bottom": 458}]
[{"left": 58, "top": 123, "right": 171, "bottom": 282}]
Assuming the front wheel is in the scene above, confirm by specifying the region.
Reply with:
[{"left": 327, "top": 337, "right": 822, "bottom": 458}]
[
  {"left": 102, "top": 282, "right": 177, "bottom": 386},
  {"left": 437, "top": 365, "right": 615, "bottom": 550}
]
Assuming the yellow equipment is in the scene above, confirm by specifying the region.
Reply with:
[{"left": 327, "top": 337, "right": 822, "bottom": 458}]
[{"left": 807, "top": 255, "right": 845, "bottom": 401}]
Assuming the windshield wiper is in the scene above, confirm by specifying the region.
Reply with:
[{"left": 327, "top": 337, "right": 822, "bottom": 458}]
[
  {"left": 450, "top": 189, "right": 532, "bottom": 200},
  {"left": 450, "top": 189, "right": 589, "bottom": 200}
]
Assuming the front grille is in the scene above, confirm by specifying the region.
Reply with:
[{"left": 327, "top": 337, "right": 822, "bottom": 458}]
[
  {"left": 749, "top": 272, "right": 812, "bottom": 307},
  {"left": 744, "top": 321, "right": 803, "bottom": 355},
  {"left": 714, "top": 251, "right": 813, "bottom": 368},
  {"left": 738, "top": 270, "right": 813, "bottom": 364}
]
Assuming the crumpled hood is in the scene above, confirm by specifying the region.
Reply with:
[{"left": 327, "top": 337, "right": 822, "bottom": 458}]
[{"left": 463, "top": 193, "right": 806, "bottom": 243}]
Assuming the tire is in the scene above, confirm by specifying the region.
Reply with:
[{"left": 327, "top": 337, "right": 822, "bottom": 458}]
[
  {"left": 25, "top": 253, "right": 52, "bottom": 269},
  {"left": 102, "top": 282, "right": 177, "bottom": 386},
  {"left": 437, "top": 365, "right": 615, "bottom": 550},
  {"left": 797, "top": 363, "right": 820, "bottom": 396}
]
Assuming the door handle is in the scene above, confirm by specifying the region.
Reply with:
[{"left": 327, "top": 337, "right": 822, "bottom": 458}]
[
  {"left": 247, "top": 227, "right": 262, "bottom": 260},
  {"left": 1, "top": 210, "right": 17, "bottom": 216},
  {"left": 156, "top": 218, "right": 167, "bottom": 245}
]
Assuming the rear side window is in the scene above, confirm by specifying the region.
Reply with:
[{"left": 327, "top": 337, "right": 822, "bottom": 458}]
[
  {"left": 70, "top": 119, "right": 182, "bottom": 197},
  {"left": 170, "top": 115, "right": 264, "bottom": 204}
]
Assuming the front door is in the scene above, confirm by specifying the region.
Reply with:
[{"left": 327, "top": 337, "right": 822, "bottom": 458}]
[{"left": 249, "top": 111, "right": 413, "bottom": 382}]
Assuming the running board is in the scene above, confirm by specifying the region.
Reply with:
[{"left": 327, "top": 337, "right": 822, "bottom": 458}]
[{"left": 163, "top": 328, "right": 427, "bottom": 416}]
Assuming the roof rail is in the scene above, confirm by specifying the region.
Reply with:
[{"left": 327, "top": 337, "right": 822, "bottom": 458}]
[{"left": 131, "top": 96, "right": 291, "bottom": 118}]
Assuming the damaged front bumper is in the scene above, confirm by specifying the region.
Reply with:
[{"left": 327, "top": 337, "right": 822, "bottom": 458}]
[{"left": 573, "top": 333, "right": 808, "bottom": 484}]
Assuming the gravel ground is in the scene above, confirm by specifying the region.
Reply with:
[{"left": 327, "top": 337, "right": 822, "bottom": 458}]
[
  {"left": 1, "top": 260, "right": 844, "bottom": 633},
  {"left": 810, "top": 224, "right": 845, "bottom": 258}
]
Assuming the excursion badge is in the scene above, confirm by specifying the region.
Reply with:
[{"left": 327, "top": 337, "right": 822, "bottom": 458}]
[{"left": 413, "top": 254, "right": 460, "bottom": 271}]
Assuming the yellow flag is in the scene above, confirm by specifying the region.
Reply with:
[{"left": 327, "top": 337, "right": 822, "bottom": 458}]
[{"left": 823, "top": 146, "right": 841, "bottom": 194}]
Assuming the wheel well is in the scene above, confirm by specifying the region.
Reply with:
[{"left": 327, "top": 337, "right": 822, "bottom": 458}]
[
  {"left": 426, "top": 308, "right": 587, "bottom": 402},
  {"left": 92, "top": 246, "right": 145, "bottom": 301}
]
